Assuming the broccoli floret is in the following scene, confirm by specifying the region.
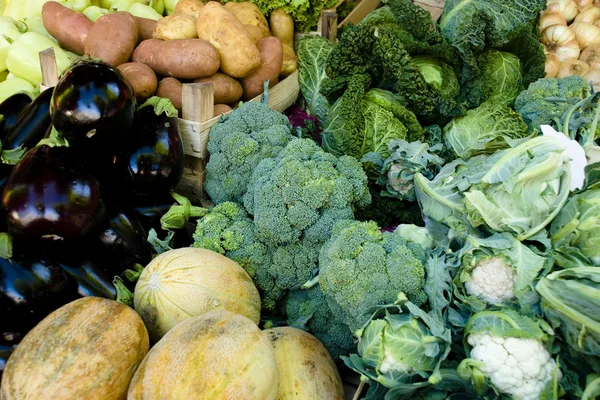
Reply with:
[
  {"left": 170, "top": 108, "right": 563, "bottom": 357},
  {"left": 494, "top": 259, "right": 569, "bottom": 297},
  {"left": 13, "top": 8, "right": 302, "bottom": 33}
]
[
  {"left": 243, "top": 138, "right": 372, "bottom": 246},
  {"left": 191, "top": 202, "right": 318, "bottom": 311},
  {"left": 514, "top": 75, "right": 592, "bottom": 133},
  {"left": 319, "top": 220, "right": 428, "bottom": 332},
  {"left": 204, "top": 102, "right": 294, "bottom": 205},
  {"left": 286, "top": 286, "right": 356, "bottom": 359}
]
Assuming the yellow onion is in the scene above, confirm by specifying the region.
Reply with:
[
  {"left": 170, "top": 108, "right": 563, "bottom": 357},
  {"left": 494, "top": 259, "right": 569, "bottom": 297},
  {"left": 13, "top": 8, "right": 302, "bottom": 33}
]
[
  {"left": 575, "top": 4, "right": 600, "bottom": 23},
  {"left": 570, "top": 21, "right": 600, "bottom": 48},
  {"left": 545, "top": 53, "right": 561, "bottom": 77},
  {"left": 579, "top": 44, "right": 600, "bottom": 68},
  {"left": 540, "top": 13, "right": 568, "bottom": 31},
  {"left": 542, "top": 25, "right": 581, "bottom": 61},
  {"left": 557, "top": 59, "right": 590, "bottom": 77},
  {"left": 546, "top": 0, "right": 580, "bottom": 22},
  {"left": 583, "top": 69, "right": 600, "bottom": 92}
]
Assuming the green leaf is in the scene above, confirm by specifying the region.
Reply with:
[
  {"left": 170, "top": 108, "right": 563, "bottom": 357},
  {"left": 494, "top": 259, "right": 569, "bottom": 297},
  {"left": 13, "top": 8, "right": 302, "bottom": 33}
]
[
  {"left": 583, "top": 375, "right": 600, "bottom": 400},
  {"left": 0, "top": 145, "right": 26, "bottom": 165},
  {"left": 0, "top": 232, "right": 13, "bottom": 259},
  {"left": 147, "top": 228, "right": 174, "bottom": 254},
  {"left": 297, "top": 36, "right": 334, "bottom": 128},
  {"left": 465, "top": 309, "right": 546, "bottom": 339},
  {"left": 114, "top": 276, "right": 134, "bottom": 307},
  {"left": 139, "top": 96, "right": 179, "bottom": 118},
  {"left": 536, "top": 267, "right": 600, "bottom": 357},
  {"left": 584, "top": 162, "right": 600, "bottom": 190}
]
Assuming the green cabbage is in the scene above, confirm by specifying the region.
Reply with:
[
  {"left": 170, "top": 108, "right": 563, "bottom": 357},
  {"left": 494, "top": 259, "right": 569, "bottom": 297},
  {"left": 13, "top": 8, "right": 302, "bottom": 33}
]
[{"left": 443, "top": 100, "right": 530, "bottom": 160}]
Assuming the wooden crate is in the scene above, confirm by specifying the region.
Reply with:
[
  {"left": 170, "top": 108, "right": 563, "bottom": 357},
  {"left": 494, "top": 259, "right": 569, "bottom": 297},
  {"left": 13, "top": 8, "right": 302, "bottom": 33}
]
[{"left": 176, "top": 0, "right": 386, "bottom": 203}]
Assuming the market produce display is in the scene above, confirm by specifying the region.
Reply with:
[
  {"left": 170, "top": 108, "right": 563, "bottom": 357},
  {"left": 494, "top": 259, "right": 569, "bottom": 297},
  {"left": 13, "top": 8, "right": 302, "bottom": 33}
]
[{"left": 2, "top": 0, "right": 600, "bottom": 399}]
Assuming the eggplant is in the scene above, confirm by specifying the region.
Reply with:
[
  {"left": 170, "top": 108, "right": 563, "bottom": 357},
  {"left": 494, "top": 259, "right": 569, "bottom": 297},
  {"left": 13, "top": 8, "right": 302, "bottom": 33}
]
[
  {"left": 2, "top": 145, "right": 106, "bottom": 243},
  {"left": 2, "top": 88, "right": 53, "bottom": 153},
  {"left": 57, "top": 258, "right": 117, "bottom": 300},
  {"left": 95, "top": 206, "right": 152, "bottom": 276},
  {"left": 0, "top": 92, "right": 33, "bottom": 141},
  {"left": 50, "top": 59, "right": 136, "bottom": 156},
  {"left": 0, "top": 256, "right": 77, "bottom": 333},
  {"left": 115, "top": 100, "right": 184, "bottom": 204}
]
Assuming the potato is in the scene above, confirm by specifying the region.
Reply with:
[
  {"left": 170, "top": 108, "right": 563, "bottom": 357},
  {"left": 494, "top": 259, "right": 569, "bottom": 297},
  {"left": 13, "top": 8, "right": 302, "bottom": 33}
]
[
  {"left": 174, "top": 0, "right": 204, "bottom": 18},
  {"left": 269, "top": 9, "right": 294, "bottom": 46},
  {"left": 270, "top": 8, "right": 297, "bottom": 76},
  {"left": 135, "top": 16, "right": 158, "bottom": 43},
  {"left": 153, "top": 14, "right": 197, "bottom": 40},
  {"left": 281, "top": 44, "right": 298, "bottom": 77},
  {"left": 156, "top": 77, "right": 183, "bottom": 113},
  {"left": 196, "top": 2, "right": 261, "bottom": 78},
  {"left": 244, "top": 24, "right": 265, "bottom": 43},
  {"left": 224, "top": 2, "right": 270, "bottom": 39},
  {"left": 214, "top": 104, "right": 232, "bottom": 116},
  {"left": 132, "top": 39, "right": 220, "bottom": 79},
  {"left": 118, "top": 62, "right": 158, "bottom": 101},
  {"left": 194, "top": 72, "right": 243, "bottom": 104},
  {"left": 42, "top": 1, "right": 93, "bottom": 55},
  {"left": 84, "top": 12, "right": 139, "bottom": 66},
  {"left": 241, "top": 36, "right": 283, "bottom": 101}
]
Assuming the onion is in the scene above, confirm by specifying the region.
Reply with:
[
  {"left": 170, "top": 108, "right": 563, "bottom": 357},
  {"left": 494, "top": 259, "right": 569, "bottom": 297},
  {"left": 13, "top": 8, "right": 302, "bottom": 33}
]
[
  {"left": 570, "top": 22, "right": 600, "bottom": 48},
  {"left": 583, "top": 69, "right": 600, "bottom": 92},
  {"left": 540, "top": 13, "right": 568, "bottom": 31},
  {"left": 579, "top": 44, "right": 600, "bottom": 68},
  {"left": 575, "top": 4, "right": 600, "bottom": 23},
  {"left": 575, "top": 0, "right": 594, "bottom": 8},
  {"left": 543, "top": 25, "right": 581, "bottom": 61},
  {"left": 547, "top": 0, "right": 580, "bottom": 22},
  {"left": 557, "top": 59, "right": 590, "bottom": 77},
  {"left": 545, "top": 53, "right": 561, "bottom": 78}
]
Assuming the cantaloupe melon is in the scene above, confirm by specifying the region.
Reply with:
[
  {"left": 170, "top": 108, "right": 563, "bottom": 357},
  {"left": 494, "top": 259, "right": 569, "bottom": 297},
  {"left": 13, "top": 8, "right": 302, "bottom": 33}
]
[
  {"left": 127, "top": 310, "right": 279, "bottom": 400},
  {"left": 264, "top": 327, "right": 345, "bottom": 400},
  {"left": 133, "top": 247, "right": 261, "bottom": 342},
  {"left": 1, "top": 297, "right": 149, "bottom": 400}
]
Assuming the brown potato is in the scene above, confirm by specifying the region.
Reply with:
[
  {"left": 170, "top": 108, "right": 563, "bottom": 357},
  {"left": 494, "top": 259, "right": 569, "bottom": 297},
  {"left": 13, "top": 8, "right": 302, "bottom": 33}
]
[
  {"left": 118, "top": 62, "right": 157, "bottom": 101},
  {"left": 196, "top": 2, "right": 261, "bottom": 78},
  {"left": 244, "top": 24, "right": 265, "bottom": 43},
  {"left": 132, "top": 39, "right": 220, "bottom": 79},
  {"left": 84, "top": 12, "right": 139, "bottom": 66},
  {"left": 240, "top": 36, "right": 283, "bottom": 101},
  {"left": 136, "top": 16, "right": 158, "bottom": 43},
  {"left": 281, "top": 44, "right": 298, "bottom": 77},
  {"left": 224, "top": 2, "right": 270, "bottom": 38},
  {"left": 174, "top": 0, "right": 204, "bottom": 19},
  {"left": 193, "top": 72, "right": 243, "bottom": 104},
  {"left": 156, "top": 77, "right": 183, "bottom": 113},
  {"left": 153, "top": 14, "right": 198, "bottom": 40},
  {"left": 42, "top": 1, "right": 93, "bottom": 55},
  {"left": 269, "top": 8, "right": 294, "bottom": 46},
  {"left": 214, "top": 104, "right": 232, "bottom": 116}
]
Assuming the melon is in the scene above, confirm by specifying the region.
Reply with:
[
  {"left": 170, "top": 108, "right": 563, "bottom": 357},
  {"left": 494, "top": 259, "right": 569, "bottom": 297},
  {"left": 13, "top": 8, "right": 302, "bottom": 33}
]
[
  {"left": 1, "top": 297, "right": 149, "bottom": 400},
  {"left": 264, "top": 327, "right": 345, "bottom": 400},
  {"left": 133, "top": 247, "right": 261, "bottom": 342},
  {"left": 127, "top": 309, "right": 279, "bottom": 400}
]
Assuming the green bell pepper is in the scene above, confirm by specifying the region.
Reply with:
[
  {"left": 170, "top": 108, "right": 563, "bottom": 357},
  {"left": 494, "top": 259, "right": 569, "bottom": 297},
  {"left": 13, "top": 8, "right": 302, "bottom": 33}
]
[
  {"left": 0, "top": 17, "right": 27, "bottom": 72},
  {"left": 22, "top": 16, "right": 58, "bottom": 44},
  {"left": 6, "top": 32, "right": 75, "bottom": 85},
  {"left": 0, "top": 77, "right": 35, "bottom": 102},
  {"left": 128, "top": 2, "right": 162, "bottom": 19},
  {"left": 164, "top": 0, "right": 177, "bottom": 15},
  {"left": 68, "top": 0, "right": 92, "bottom": 12},
  {"left": 82, "top": 5, "right": 110, "bottom": 21},
  {"left": 149, "top": 0, "right": 164, "bottom": 14},
  {"left": 4, "top": 0, "right": 69, "bottom": 21}
]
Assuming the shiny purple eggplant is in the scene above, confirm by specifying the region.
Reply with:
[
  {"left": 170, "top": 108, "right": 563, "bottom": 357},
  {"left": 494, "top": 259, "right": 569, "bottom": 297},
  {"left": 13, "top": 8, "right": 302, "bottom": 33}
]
[{"left": 2, "top": 145, "right": 106, "bottom": 243}]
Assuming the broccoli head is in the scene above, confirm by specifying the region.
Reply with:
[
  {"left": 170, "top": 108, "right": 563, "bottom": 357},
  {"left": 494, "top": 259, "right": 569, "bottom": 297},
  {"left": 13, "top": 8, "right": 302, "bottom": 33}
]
[
  {"left": 319, "top": 219, "right": 428, "bottom": 332},
  {"left": 514, "top": 75, "right": 592, "bottom": 134},
  {"left": 204, "top": 101, "right": 294, "bottom": 205},
  {"left": 243, "top": 138, "right": 372, "bottom": 246},
  {"left": 285, "top": 286, "right": 356, "bottom": 359},
  {"left": 191, "top": 202, "right": 318, "bottom": 311}
]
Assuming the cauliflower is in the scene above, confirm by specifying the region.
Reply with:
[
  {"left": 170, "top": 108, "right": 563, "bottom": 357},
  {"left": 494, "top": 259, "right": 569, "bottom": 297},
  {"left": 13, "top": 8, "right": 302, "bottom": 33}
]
[
  {"left": 464, "top": 256, "right": 516, "bottom": 305},
  {"left": 379, "top": 349, "right": 414, "bottom": 375},
  {"left": 468, "top": 333, "right": 560, "bottom": 400}
]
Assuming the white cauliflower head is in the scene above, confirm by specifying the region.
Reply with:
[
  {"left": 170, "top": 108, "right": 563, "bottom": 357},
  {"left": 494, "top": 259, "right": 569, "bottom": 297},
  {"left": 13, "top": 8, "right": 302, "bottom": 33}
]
[
  {"left": 467, "top": 333, "right": 560, "bottom": 400},
  {"left": 465, "top": 256, "right": 516, "bottom": 304}
]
